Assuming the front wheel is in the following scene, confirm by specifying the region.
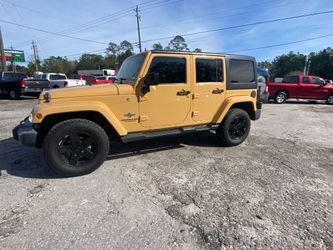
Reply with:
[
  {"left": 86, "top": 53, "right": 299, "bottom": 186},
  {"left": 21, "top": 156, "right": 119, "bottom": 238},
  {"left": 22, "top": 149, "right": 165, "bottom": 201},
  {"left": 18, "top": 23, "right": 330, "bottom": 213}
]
[
  {"left": 275, "top": 91, "right": 287, "bottom": 104},
  {"left": 327, "top": 95, "right": 333, "bottom": 105},
  {"left": 216, "top": 108, "right": 251, "bottom": 146},
  {"left": 43, "top": 119, "right": 110, "bottom": 177}
]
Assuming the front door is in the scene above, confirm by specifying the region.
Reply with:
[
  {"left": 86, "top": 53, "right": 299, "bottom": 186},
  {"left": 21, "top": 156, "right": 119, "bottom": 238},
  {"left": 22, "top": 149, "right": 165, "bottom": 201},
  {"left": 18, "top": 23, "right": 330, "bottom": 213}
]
[
  {"left": 299, "top": 76, "right": 326, "bottom": 99},
  {"left": 139, "top": 54, "right": 191, "bottom": 129},
  {"left": 192, "top": 55, "right": 226, "bottom": 123}
]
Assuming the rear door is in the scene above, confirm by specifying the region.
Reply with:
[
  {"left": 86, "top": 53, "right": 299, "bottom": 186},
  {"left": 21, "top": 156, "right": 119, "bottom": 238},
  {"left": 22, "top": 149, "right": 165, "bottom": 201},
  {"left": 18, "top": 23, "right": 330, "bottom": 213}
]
[
  {"left": 192, "top": 55, "right": 226, "bottom": 123},
  {"left": 26, "top": 74, "right": 50, "bottom": 90}
]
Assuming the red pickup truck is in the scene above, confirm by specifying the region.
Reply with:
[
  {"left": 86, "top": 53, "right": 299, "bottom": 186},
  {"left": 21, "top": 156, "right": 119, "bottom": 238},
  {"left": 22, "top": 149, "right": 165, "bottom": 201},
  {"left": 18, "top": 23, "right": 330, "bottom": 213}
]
[{"left": 267, "top": 75, "right": 333, "bottom": 104}]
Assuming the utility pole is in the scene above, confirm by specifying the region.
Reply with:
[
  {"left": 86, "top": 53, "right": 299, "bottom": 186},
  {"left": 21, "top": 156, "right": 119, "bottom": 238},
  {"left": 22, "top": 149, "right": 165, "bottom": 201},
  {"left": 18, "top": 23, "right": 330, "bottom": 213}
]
[
  {"left": 0, "top": 26, "right": 7, "bottom": 71},
  {"left": 303, "top": 55, "right": 308, "bottom": 76},
  {"left": 134, "top": 5, "right": 142, "bottom": 53},
  {"left": 10, "top": 45, "right": 16, "bottom": 72},
  {"left": 31, "top": 41, "right": 39, "bottom": 72}
]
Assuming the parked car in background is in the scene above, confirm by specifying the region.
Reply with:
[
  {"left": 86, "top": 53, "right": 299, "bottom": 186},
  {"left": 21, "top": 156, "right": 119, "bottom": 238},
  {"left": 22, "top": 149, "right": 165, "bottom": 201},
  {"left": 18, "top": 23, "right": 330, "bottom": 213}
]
[
  {"left": 324, "top": 79, "right": 333, "bottom": 84},
  {"left": 70, "top": 74, "right": 96, "bottom": 85},
  {"left": 29, "top": 73, "right": 86, "bottom": 89},
  {"left": 0, "top": 71, "right": 28, "bottom": 99},
  {"left": 257, "top": 68, "right": 269, "bottom": 103},
  {"left": 257, "top": 76, "right": 269, "bottom": 103},
  {"left": 267, "top": 75, "right": 333, "bottom": 104},
  {"left": 77, "top": 69, "right": 116, "bottom": 77},
  {"left": 91, "top": 76, "right": 116, "bottom": 84}
]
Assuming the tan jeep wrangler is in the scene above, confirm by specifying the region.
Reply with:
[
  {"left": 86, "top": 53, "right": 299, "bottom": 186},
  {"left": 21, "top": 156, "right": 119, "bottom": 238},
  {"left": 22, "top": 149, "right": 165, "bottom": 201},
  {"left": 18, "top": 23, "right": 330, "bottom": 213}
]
[{"left": 13, "top": 50, "right": 262, "bottom": 176}]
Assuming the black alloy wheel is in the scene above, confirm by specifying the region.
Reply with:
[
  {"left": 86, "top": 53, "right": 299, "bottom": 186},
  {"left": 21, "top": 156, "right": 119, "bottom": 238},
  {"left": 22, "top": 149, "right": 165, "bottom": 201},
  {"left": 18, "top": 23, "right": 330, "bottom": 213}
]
[
  {"left": 43, "top": 119, "right": 109, "bottom": 176},
  {"left": 228, "top": 116, "right": 248, "bottom": 140},
  {"left": 216, "top": 108, "right": 251, "bottom": 146},
  {"left": 57, "top": 131, "right": 97, "bottom": 167}
]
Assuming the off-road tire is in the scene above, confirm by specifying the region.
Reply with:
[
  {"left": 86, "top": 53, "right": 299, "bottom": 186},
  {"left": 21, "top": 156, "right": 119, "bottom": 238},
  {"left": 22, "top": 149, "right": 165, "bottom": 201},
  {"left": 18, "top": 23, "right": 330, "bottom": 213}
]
[
  {"left": 275, "top": 91, "right": 287, "bottom": 104},
  {"left": 326, "top": 94, "right": 333, "bottom": 105},
  {"left": 216, "top": 108, "right": 251, "bottom": 146},
  {"left": 43, "top": 119, "right": 109, "bottom": 177}
]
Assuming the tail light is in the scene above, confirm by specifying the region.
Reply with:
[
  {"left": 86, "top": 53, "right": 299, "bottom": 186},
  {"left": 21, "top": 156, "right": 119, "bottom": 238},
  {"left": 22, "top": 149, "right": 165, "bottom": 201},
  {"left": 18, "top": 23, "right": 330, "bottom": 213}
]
[
  {"left": 20, "top": 80, "right": 27, "bottom": 88},
  {"left": 64, "top": 81, "right": 68, "bottom": 87}
]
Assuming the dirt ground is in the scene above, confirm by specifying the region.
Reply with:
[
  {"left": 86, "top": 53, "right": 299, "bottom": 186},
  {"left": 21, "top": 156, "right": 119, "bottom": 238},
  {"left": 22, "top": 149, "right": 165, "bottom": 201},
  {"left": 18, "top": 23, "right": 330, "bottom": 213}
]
[{"left": 0, "top": 97, "right": 332, "bottom": 250}]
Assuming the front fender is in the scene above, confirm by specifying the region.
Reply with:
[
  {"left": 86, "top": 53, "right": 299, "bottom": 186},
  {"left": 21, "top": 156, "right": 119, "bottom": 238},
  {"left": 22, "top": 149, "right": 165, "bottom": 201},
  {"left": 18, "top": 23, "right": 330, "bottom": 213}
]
[
  {"left": 213, "top": 96, "right": 256, "bottom": 123},
  {"left": 32, "top": 101, "right": 127, "bottom": 136}
]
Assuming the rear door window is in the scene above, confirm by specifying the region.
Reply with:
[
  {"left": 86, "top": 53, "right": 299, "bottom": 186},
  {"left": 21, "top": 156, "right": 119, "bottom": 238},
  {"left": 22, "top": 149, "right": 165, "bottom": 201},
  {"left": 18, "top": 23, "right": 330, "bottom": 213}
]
[
  {"left": 50, "top": 74, "right": 66, "bottom": 80},
  {"left": 196, "top": 58, "right": 223, "bottom": 83},
  {"left": 283, "top": 76, "right": 298, "bottom": 84},
  {"left": 302, "top": 77, "right": 309, "bottom": 83}
]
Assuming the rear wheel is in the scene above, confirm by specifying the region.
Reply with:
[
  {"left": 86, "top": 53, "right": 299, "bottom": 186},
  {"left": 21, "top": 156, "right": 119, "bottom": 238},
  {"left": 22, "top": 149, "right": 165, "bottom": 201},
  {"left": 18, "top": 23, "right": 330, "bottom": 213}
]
[
  {"left": 216, "top": 108, "right": 251, "bottom": 146},
  {"left": 9, "top": 90, "right": 20, "bottom": 99},
  {"left": 327, "top": 95, "right": 333, "bottom": 105},
  {"left": 275, "top": 91, "right": 287, "bottom": 104},
  {"left": 43, "top": 119, "right": 109, "bottom": 176}
]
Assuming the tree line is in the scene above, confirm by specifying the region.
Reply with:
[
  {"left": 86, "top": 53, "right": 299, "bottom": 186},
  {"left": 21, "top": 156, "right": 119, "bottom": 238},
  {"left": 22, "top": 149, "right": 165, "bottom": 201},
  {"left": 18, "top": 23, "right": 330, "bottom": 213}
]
[{"left": 258, "top": 48, "right": 333, "bottom": 80}]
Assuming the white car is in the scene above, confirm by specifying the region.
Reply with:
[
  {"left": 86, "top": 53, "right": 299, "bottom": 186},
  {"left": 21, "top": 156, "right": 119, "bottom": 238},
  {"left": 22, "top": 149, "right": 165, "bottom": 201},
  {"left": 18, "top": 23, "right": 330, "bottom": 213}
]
[{"left": 36, "top": 73, "right": 86, "bottom": 88}]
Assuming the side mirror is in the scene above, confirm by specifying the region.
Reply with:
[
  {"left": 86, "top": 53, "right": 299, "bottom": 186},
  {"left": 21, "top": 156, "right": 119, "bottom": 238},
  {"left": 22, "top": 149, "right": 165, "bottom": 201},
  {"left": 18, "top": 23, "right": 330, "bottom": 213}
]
[{"left": 144, "top": 72, "right": 159, "bottom": 86}]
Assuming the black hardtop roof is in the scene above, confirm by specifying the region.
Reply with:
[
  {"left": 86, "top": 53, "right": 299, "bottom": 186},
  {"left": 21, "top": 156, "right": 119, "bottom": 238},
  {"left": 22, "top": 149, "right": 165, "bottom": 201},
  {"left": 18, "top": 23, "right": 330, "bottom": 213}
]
[{"left": 150, "top": 50, "right": 255, "bottom": 61}]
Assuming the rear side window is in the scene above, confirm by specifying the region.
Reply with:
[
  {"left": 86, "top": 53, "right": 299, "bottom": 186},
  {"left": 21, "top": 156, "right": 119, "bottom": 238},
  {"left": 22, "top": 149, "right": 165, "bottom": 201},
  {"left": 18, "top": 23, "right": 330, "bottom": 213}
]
[
  {"left": 148, "top": 56, "right": 186, "bottom": 84},
  {"left": 15, "top": 73, "right": 27, "bottom": 79},
  {"left": 302, "top": 77, "right": 309, "bottom": 83},
  {"left": 83, "top": 75, "right": 95, "bottom": 81},
  {"left": 196, "top": 58, "right": 223, "bottom": 83},
  {"left": 283, "top": 76, "right": 298, "bottom": 84},
  {"left": 50, "top": 74, "right": 66, "bottom": 80},
  {"left": 230, "top": 59, "right": 255, "bottom": 83},
  {"left": 3, "top": 73, "right": 16, "bottom": 80}
]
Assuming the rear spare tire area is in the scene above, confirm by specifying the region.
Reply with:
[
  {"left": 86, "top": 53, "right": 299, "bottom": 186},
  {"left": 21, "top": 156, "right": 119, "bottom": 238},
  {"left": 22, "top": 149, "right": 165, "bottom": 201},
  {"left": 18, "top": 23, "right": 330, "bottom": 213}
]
[
  {"left": 43, "top": 119, "right": 109, "bottom": 177},
  {"left": 216, "top": 108, "right": 251, "bottom": 146}
]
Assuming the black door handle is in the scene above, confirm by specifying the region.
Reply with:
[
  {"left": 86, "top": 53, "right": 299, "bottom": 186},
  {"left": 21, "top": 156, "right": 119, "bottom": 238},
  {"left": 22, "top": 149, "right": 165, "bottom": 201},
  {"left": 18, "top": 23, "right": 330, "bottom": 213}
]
[
  {"left": 212, "top": 88, "right": 224, "bottom": 94},
  {"left": 177, "top": 89, "right": 191, "bottom": 96}
]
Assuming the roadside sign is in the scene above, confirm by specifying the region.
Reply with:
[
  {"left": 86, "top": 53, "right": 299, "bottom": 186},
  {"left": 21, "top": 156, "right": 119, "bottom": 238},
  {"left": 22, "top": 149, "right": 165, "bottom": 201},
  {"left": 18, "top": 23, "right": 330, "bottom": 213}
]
[{"left": 0, "top": 49, "right": 25, "bottom": 62}]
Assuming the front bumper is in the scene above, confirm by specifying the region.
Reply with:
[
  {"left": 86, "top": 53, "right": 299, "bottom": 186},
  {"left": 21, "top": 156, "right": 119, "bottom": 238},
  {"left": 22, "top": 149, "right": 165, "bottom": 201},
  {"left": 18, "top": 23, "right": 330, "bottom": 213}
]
[
  {"left": 253, "top": 102, "right": 262, "bottom": 120},
  {"left": 12, "top": 118, "right": 37, "bottom": 147}
]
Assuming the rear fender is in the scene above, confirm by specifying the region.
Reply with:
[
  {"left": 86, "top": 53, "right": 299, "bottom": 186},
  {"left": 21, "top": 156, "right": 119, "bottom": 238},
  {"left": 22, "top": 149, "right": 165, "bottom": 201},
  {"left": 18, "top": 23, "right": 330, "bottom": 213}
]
[{"left": 213, "top": 96, "right": 256, "bottom": 123}]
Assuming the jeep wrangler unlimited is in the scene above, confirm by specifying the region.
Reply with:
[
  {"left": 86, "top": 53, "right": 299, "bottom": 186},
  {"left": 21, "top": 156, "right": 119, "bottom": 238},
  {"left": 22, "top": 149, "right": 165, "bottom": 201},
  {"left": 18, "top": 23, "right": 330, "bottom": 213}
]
[{"left": 13, "top": 50, "right": 261, "bottom": 176}]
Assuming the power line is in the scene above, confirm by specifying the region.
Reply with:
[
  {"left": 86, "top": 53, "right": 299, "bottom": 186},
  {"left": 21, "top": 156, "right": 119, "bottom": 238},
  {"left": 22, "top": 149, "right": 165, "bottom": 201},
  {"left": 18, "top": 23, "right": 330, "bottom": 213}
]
[
  {"left": 0, "top": 18, "right": 110, "bottom": 45},
  {"left": 225, "top": 33, "right": 333, "bottom": 53},
  {"left": 11, "top": 0, "right": 166, "bottom": 47},
  {"left": 138, "top": 10, "right": 333, "bottom": 44}
]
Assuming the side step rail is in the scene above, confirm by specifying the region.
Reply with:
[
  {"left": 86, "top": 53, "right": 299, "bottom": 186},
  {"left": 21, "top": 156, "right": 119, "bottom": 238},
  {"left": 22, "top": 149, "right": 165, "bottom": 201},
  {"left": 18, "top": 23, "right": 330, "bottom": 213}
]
[{"left": 121, "top": 124, "right": 219, "bottom": 143}]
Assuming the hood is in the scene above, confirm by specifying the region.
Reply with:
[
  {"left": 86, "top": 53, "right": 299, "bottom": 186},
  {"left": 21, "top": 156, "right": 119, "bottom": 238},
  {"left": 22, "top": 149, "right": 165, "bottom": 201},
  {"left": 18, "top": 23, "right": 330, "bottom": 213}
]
[{"left": 41, "top": 84, "right": 134, "bottom": 100}]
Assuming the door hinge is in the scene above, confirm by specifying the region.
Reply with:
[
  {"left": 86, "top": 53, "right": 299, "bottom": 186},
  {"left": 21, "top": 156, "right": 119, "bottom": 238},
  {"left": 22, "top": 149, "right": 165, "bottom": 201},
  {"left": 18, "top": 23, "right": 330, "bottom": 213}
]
[
  {"left": 192, "top": 111, "right": 199, "bottom": 117},
  {"left": 140, "top": 115, "right": 148, "bottom": 121},
  {"left": 193, "top": 93, "right": 200, "bottom": 99},
  {"left": 139, "top": 96, "right": 148, "bottom": 102}
]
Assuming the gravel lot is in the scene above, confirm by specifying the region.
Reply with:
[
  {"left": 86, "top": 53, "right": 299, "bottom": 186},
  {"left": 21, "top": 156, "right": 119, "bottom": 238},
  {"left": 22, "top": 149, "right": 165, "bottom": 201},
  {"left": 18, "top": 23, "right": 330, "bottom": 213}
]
[{"left": 0, "top": 97, "right": 332, "bottom": 250}]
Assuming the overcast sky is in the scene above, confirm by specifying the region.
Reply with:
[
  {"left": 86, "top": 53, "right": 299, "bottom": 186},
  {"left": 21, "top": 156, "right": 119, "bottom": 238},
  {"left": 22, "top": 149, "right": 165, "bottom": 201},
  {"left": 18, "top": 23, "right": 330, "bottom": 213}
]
[{"left": 0, "top": 0, "right": 332, "bottom": 64}]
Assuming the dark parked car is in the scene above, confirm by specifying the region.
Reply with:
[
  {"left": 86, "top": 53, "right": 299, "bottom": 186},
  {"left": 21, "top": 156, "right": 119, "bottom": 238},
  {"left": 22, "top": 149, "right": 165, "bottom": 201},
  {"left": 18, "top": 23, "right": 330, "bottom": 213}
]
[{"left": 0, "top": 71, "right": 27, "bottom": 99}]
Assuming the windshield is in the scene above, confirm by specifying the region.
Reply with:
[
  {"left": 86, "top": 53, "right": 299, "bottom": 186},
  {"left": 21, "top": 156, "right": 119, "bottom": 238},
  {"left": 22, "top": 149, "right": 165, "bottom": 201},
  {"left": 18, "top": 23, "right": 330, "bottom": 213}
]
[{"left": 116, "top": 53, "right": 146, "bottom": 84}]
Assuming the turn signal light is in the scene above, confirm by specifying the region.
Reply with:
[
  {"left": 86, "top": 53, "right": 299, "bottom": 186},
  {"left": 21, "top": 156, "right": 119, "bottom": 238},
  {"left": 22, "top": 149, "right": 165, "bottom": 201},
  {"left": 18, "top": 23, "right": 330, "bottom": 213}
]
[{"left": 36, "top": 113, "right": 43, "bottom": 119}]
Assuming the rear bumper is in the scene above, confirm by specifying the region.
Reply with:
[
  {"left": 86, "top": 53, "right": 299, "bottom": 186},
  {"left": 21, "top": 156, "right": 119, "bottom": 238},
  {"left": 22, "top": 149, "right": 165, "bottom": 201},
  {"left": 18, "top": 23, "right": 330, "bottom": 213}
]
[{"left": 12, "top": 118, "right": 37, "bottom": 147}]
